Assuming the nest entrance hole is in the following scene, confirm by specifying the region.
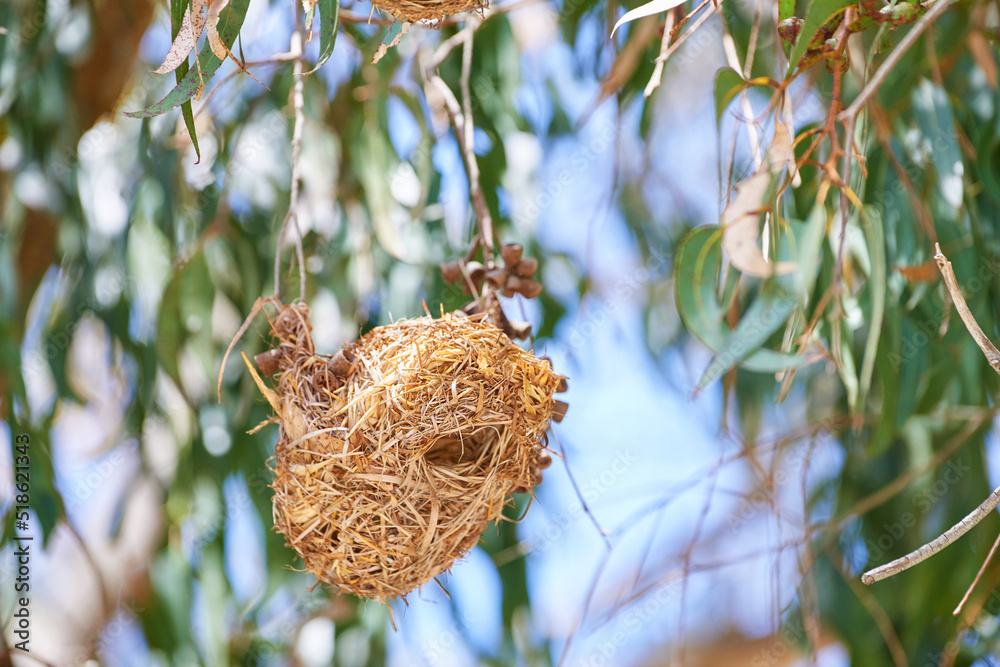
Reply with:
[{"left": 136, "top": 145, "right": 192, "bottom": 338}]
[{"left": 424, "top": 427, "right": 501, "bottom": 471}]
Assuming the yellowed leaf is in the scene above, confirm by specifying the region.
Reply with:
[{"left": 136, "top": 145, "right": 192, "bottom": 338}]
[
  {"left": 721, "top": 120, "right": 797, "bottom": 277},
  {"left": 206, "top": 0, "right": 232, "bottom": 61}
]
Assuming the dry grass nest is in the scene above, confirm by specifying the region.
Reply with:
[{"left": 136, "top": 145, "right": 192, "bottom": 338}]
[
  {"left": 372, "top": 0, "right": 487, "bottom": 23},
  {"left": 245, "top": 301, "right": 564, "bottom": 601}
]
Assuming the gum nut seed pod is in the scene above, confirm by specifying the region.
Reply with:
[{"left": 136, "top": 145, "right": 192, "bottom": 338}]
[
  {"left": 329, "top": 348, "right": 354, "bottom": 377},
  {"left": 518, "top": 279, "right": 543, "bottom": 299},
  {"left": 485, "top": 268, "right": 507, "bottom": 287},
  {"left": 513, "top": 257, "right": 538, "bottom": 277},
  {"left": 501, "top": 243, "right": 523, "bottom": 267},
  {"left": 551, "top": 399, "right": 569, "bottom": 422},
  {"left": 255, "top": 349, "right": 282, "bottom": 376},
  {"left": 440, "top": 260, "right": 463, "bottom": 283},
  {"left": 506, "top": 275, "right": 524, "bottom": 292},
  {"left": 556, "top": 377, "right": 568, "bottom": 393},
  {"left": 466, "top": 261, "right": 486, "bottom": 284},
  {"left": 537, "top": 453, "right": 552, "bottom": 469}
]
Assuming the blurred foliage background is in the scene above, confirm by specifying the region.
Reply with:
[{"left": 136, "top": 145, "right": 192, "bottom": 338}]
[{"left": 1, "top": 0, "right": 1000, "bottom": 665}]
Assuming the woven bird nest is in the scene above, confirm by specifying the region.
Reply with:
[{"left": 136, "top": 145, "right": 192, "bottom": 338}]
[
  {"left": 372, "top": 0, "right": 487, "bottom": 23},
  {"left": 245, "top": 301, "right": 563, "bottom": 601}
]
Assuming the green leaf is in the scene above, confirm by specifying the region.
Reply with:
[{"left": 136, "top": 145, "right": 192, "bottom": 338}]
[
  {"left": 912, "top": 79, "right": 964, "bottom": 218},
  {"left": 673, "top": 227, "right": 806, "bottom": 388},
  {"left": 786, "top": 0, "right": 851, "bottom": 75},
  {"left": 306, "top": 0, "right": 339, "bottom": 74},
  {"left": 125, "top": 0, "right": 251, "bottom": 119},
  {"left": 697, "top": 279, "right": 798, "bottom": 389},
  {"left": 156, "top": 253, "right": 212, "bottom": 390},
  {"left": 857, "top": 207, "right": 886, "bottom": 412},
  {"left": 173, "top": 1, "right": 201, "bottom": 161},
  {"left": 714, "top": 67, "right": 746, "bottom": 126},
  {"left": 779, "top": 0, "right": 796, "bottom": 23}
]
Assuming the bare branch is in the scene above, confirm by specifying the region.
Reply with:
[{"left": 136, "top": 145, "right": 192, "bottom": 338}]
[
  {"left": 934, "top": 243, "right": 1000, "bottom": 373},
  {"left": 862, "top": 484, "right": 1000, "bottom": 584}
]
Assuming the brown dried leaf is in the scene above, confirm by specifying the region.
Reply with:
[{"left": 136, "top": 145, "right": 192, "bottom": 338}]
[{"left": 896, "top": 259, "right": 939, "bottom": 283}]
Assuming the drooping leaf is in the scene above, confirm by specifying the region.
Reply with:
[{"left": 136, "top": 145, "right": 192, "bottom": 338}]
[
  {"left": 153, "top": 4, "right": 199, "bottom": 75},
  {"left": 157, "top": 253, "right": 212, "bottom": 390},
  {"left": 172, "top": 0, "right": 201, "bottom": 161},
  {"left": 674, "top": 227, "right": 806, "bottom": 384},
  {"left": 372, "top": 21, "right": 406, "bottom": 65},
  {"left": 912, "top": 79, "right": 964, "bottom": 218},
  {"left": 721, "top": 121, "right": 796, "bottom": 278},
  {"left": 305, "top": 0, "right": 339, "bottom": 74},
  {"left": 206, "top": 0, "right": 235, "bottom": 61},
  {"left": 714, "top": 67, "right": 746, "bottom": 126},
  {"left": 857, "top": 205, "right": 886, "bottom": 413},
  {"left": 125, "top": 0, "right": 251, "bottom": 119},
  {"left": 697, "top": 279, "right": 798, "bottom": 389},
  {"left": 610, "top": 0, "right": 689, "bottom": 38}
]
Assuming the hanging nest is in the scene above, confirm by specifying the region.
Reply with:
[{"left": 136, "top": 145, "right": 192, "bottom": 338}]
[
  {"left": 244, "top": 300, "right": 564, "bottom": 601},
  {"left": 372, "top": 0, "right": 487, "bottom": 24}
]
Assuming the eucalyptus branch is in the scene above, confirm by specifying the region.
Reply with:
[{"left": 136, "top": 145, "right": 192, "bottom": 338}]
[
  {"left": 861, "top": 247, "right": 1000, "bottom": 584},
  {"left": 838, "top": 0, "right": 956, "bottom": 121},
  {"left": 934, "top": 243, "right": 1000, "bottom": 373},
  {"left": 862, "top": 485, "right": 1000, "bottom": 584}
]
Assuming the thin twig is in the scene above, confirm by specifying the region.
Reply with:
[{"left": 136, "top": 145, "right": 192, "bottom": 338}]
[
  {"left": 274, "top": 10, "right": 308, "bottom": 300},
  {"left": 194, "top": 54, "right": 295, "bottom": 119},
  {"left": 863, "top": 484, "right": 1000, "bottom": 584},
  {"left": 832, "top": 545, "right": 909, "bottom": 666},
  {"left": 652, "top": 1, "right": 720, "bottom": 65},
  {"left": 838, "top": 0, "right": 956, "bottom": 121},
  {"left": 953, "top": 530, "right": 1000, "bottom": 616},
  {"left": 643, "top": 11, "right": 676, "bottom": 98},
  {"left": 459, "top": 21, "right": 494, "bottom": 265},
  {"left": 934, "top": 243, "right": 1000, "bottom": 373},
  {"left": 422, "top": 37, "right": 496, "bottom": 267},
  {"left": 828, "top": 10, "right": 855, "bottom": 290}
]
